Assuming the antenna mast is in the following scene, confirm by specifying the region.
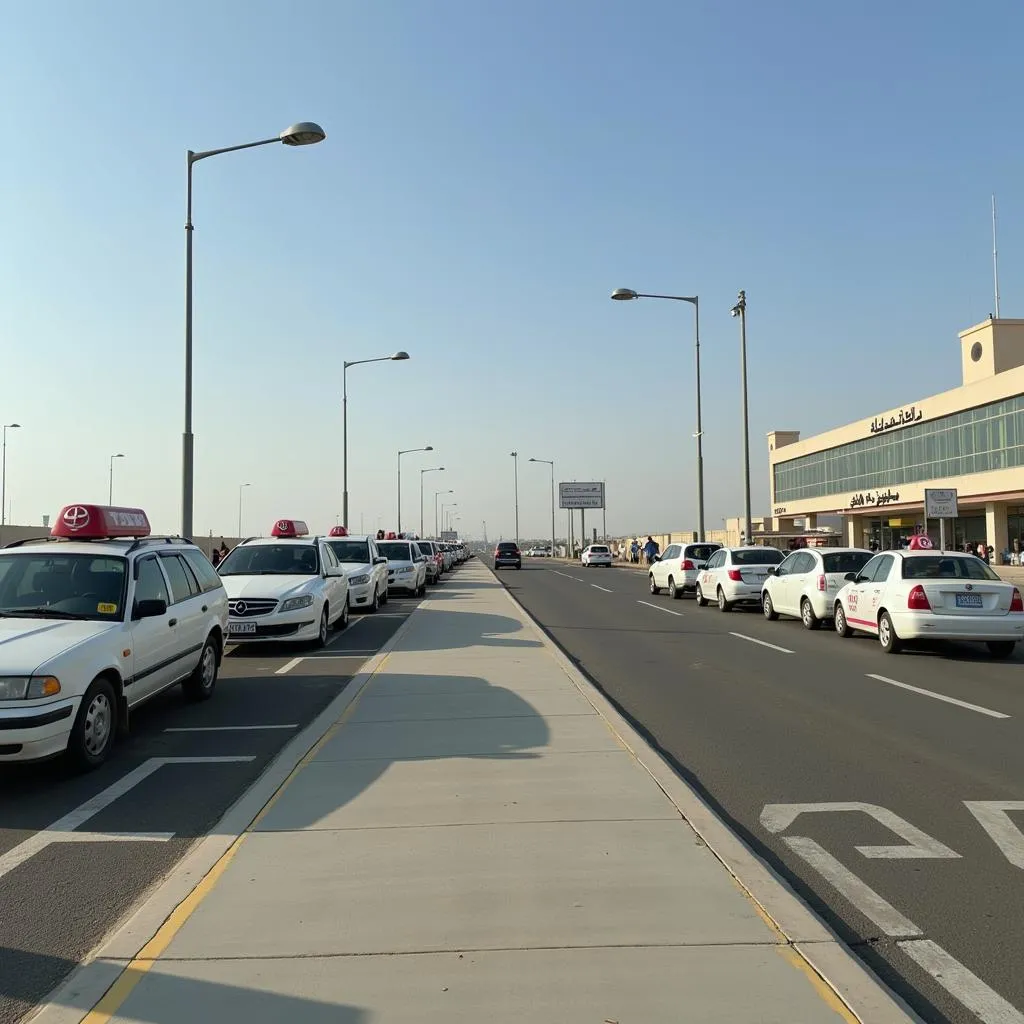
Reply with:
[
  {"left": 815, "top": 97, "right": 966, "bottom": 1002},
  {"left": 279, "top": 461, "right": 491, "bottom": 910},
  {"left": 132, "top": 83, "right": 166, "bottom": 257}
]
[{"left": 992, "top": 193, "right": 1001, "bottom": 318}]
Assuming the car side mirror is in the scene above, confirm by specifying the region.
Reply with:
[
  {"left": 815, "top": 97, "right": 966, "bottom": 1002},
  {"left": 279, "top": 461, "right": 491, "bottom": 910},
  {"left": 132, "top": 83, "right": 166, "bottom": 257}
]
[
  {"left": 766, "top": 566, "right": 777, "bottom": 575},
  {"left": 135, "top": 598, "right": 167, "bottom": 620},
  {"left": 375, "top": 556, "right": 388, "bottom": 564},
  {"left": 844, "top": 572, "right": 858, "bottom": 582}
]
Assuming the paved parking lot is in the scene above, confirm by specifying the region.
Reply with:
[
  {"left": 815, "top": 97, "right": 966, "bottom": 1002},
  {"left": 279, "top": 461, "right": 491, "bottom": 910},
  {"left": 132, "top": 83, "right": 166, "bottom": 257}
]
[{"left": 0, "top": 590, "right": 432, "bottom": 1024}]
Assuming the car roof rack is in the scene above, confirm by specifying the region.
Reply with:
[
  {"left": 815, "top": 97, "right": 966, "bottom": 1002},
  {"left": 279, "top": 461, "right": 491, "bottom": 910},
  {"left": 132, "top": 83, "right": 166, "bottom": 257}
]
[
  {"left": 3, "top": 535, "right": 56, "bottom": 549},
  {"left": 125, "top": 536, "right": 194, "bottom": 555}
]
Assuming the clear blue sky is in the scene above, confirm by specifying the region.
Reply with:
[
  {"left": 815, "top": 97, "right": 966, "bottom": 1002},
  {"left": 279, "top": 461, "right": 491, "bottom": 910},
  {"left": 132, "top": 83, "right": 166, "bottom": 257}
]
[{"left": 2, "top": 0, "right": 1022, "bottom": 541}]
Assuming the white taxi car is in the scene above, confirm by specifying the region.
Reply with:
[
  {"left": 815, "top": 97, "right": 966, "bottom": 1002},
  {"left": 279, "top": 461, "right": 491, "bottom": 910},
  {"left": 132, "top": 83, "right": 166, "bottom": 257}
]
[
  {"left": 649, "top": 541, "right": 722, "bottom": 598},
  {"left": 833, "top": 549, "right": 1024, "bottom": 656},
  {"left": 217, "top": 520, "right": 349, "bottom": 646},
  {"left": 0, "top": 504, "right": 228, "bottom": 769},
  {"left": 761, "top": 547, "right": 873, "bottom": 629},
  {"left": 695, "top": 546, "right": 785, "bottom": 611},
  {"left": 378, "top": 538, "right": 428, "bottom": 596},
  {"left": 581, "top": 544, "right": 613, "bottom": 567},
  {"left": 324, "top": 527, "right": 390, "bottom": 612}
]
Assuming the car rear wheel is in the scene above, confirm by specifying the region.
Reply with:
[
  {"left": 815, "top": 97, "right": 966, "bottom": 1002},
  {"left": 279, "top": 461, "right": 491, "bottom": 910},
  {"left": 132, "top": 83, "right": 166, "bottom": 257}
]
[
  {"left": 800, "top": 598, "right": 821, "bottom": 631},
  {"left": 763, "top": 591, "right": 778, "bottom": 620},
  {"left": 878, "top": 611, "right": 900, "bottom": 653},
  {"left": 183, "top": 635, "right": 219, "bottom": 701},
  {"left": 987, "top": 640, "right": 1015, "bottom": 659},
  {"left": 717, "top": 587, "right": 732, "bottom": 612},
  {"left": 67, "top": 676, "right": 117, "bottom": 771},
  {"left": 668, "top": 577, "right": 680, "bottom": 599}
]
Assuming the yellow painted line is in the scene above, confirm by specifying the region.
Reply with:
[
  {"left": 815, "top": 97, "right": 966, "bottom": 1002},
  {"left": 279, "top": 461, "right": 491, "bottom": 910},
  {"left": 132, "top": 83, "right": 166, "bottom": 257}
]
[
  {"left": 776, "top": 946, "right": 860, "bottom": 1024},
  {"left": 81, "top": 651, "right": 391, "bottom": 1022}
]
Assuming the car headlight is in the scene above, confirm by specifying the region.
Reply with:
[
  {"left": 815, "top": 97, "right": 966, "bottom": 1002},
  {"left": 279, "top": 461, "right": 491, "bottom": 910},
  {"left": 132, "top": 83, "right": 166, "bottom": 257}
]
[
  {"left": 279, "top": 594, "right": 315, "bottom": 613},
  {"left": 398, "top": 566, "right": 415, "bottom": 574},
  {"left": 0, "top": 676, "right": 61, "bottom": 700},
  {"left": 349, "top": 574, "right": 370, "bottom": 585}
]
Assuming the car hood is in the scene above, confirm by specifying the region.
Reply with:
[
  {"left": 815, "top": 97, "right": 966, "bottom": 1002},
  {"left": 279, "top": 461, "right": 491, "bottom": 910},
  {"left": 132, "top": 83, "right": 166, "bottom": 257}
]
[
  {"left": 0, "top": 618, "right": 118, "bottom": 675},
  {"left": 337, "top": 561, "right": 373, "bottom": 576},
  {"left": 220, "top": 575, "right": 320, "bottom": 600}
]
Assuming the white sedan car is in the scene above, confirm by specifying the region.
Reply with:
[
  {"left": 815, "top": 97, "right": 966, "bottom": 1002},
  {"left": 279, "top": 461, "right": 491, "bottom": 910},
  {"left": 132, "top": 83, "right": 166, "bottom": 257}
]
[
  {"left": 378, "top": 539, "right": 428, "bottom": 596},
  {"left": 833, "top": 549, "right": 1024, "bottom": 656},
  {"left": 649, "top": 541, "right": 723, "bottom": 598},
  {"left": 581, "top": 544, "right": 613, "bottom": 567},
  {"left": 761, "top": 547, "right": 873, "bottom": 629},
  {"left": 324, "top": 533, "right": 390, "bottom": 613},
  {"left": 218, "top": 521, "right": 350, "bottom": 646},
  {"left": 695, "top": 546, "right": 786, "bottom": 611}
]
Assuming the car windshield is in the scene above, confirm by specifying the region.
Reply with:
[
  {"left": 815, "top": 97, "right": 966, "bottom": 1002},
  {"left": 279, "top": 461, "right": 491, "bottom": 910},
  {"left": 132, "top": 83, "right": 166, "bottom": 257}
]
[
  {"left": 327, "top": 540, "right": 371, "bottom": 564},
  {"left": 0, "top": 553, "right": 127, "bottom": 620},
  {"left": 822, "top": 551, "right": 874, "bottom": 575},
  {"left": 686, "top": 545, "right": 720, "bottom": 562},
  {"left": 732, "top": 548, "right": 784, "bottom": 565},
  {"left": 497, "top": 544, "right": 518, "bottom": 552},
  {"left": 218, "top": 544, "right": 320, "bottom": 576},
  {"left": 590, "top": 546, "right": 609, "bottom": 553},
  {"left": 378, "top": 542, "right": 413, "bottom": 561},
  {"left": 901, "top": 555, "right": 1001, "bottom": 581}
]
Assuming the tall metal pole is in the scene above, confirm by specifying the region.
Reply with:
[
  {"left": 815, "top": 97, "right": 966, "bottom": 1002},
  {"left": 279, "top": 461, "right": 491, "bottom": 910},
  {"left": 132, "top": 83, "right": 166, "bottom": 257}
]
[
  {"left": 109, "top": 455, "right": 115, "bottom": 505},
  {"left": 238, "top": 482, "right": 250, "bottom": 538},
  {"left": 693, "top": 298, "right": 705, "bottom": 542},
  {"left": 733, "top": 291, "right": 752, "bottom": 542},
  {"left": 511, "top": 451, "right": 519, "bottom": 546},
  {"left": 420, "top": 473, "right": 424, "bottom": 538},
  {"left": 602, "top": 479, "right": 607, "bottom": 541},
  {"left": 550, "top": 463, "right": 556, "bottom": 557},
  {"left": 397, "top": 451, "right": 402, "bottom": 533},
  {"left": 1, "top": 428, "right": 8, "bottom": 528},
  {"left": 182, "top": 155, "right": 196, "bottom": 540},
  {"left": 342, "top": 363, "right": 349, "bottom": 528},
  {"left": 993, "top": 194, "right": 1001, "bottom": 318}
]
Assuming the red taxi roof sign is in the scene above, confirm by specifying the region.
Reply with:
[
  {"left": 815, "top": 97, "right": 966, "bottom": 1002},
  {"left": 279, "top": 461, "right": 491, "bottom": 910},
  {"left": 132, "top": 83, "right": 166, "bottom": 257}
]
[
  {"left": 385, "top": 531, "right": 397, "bottom": 540},
  {"left": 271, "top": 519, "right": 309, "bottom": 538},
  {"left": 51, "top": 504, "right": 152, "bottom": 539},
  {"left": 329, "top": 526, "right": 348, "bottom": 537},
  {"left": 908, "top": 534, "right": 933, "bottom": 550}
]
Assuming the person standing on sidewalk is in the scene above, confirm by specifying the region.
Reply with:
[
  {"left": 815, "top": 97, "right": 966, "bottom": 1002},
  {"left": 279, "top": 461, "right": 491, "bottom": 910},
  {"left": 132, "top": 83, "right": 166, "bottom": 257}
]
[{"left": 643, "top": 536, "right": 659, "bottom": 565}]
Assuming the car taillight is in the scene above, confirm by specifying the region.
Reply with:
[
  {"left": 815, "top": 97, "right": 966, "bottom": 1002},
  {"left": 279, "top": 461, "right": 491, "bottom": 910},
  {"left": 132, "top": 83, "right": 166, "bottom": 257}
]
[
  {"left": 727, "top": 569, "right": 742, "bottom": 582},
  {"left": 817, "top": 574, "right": 826, "bottom": 592},
  {"left": 1011, "top": 589, "right": 1024, "bottom": 612},
  {"left": 681, "top": 559, "right": 694, "bottom": 571},
  {"left": 908, "top": 585, "right": 931, "bottom": 611}
]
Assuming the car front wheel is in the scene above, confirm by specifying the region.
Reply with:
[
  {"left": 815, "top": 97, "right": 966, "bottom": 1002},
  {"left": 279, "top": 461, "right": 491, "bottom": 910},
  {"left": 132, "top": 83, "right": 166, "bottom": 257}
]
[{"left": 67, "top": 676, "right": 118, "bottom": 771}]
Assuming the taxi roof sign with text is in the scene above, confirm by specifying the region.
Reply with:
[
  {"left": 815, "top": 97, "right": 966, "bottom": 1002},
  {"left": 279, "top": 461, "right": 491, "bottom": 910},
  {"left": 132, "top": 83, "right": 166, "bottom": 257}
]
[
  {"left": 328, "top": 526, "right": 348, "bottom": 537},
  {"left": 51, "top": 504, "right": 152, "bottom": 539},
  {"left": 271, "top": 519, "right": 309, "bottom": 538}
]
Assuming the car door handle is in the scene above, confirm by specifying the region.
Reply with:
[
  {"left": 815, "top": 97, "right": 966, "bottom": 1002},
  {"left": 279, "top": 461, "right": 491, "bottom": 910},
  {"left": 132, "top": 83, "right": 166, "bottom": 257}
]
[{"left": 168, "top": 618, "right": 178, "bottom": 627}]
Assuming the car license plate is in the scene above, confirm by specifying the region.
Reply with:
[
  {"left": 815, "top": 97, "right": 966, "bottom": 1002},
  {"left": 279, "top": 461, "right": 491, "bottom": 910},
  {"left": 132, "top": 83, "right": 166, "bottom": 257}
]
[
  {"left": 228, "top": 621, "right": 257, "bottom": 634},
  {"left": 955, "top": 593, "right": 983, "bottom": 608}
]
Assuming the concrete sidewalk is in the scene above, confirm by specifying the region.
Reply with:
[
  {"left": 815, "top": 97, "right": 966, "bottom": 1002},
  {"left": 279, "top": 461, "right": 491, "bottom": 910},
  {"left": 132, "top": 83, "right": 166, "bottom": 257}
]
[{"left": 67, "top": 561, "right": 916, "bottom": 1023}]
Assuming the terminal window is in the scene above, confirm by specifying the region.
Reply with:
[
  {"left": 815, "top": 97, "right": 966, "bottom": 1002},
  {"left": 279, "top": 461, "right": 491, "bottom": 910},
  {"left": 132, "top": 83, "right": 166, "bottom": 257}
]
[{"left": 773, "top": 395, "right": 1024, "bottom": 503}]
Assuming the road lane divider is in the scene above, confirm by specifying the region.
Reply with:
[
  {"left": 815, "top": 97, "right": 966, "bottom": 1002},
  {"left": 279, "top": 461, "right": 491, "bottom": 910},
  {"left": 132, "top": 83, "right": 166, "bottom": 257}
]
[
  {"left": 164, "top": 725, "right": 299, "bottom": 733},
  {"left": 865, "top": 673, "right": 1010, "bottom": 720},
  {"left": 730, "top": 632, "right": 793, "bottom": 654},
  {"left": 636, "top": 600, "right": 683, "bottom": 617},
  {"left": 275, "top": 658, "right": 303, "bottom": 675},
  {"left": 591, "top": 583, "right": 613, "bottom": 593}
]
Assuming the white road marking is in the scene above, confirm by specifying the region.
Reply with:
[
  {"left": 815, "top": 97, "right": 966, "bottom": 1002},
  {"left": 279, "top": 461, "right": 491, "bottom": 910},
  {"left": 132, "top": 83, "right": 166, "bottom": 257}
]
[
  {"left": 964, "top": 801, "right": 1024, "bottom": 869},
  {"left": 637, "top": 600, "right": 683, "bottom": 617},
  {"left": 0, "top": 756, "right": 255, "bottom": 883},
  {"left": 761, "top": 801, "right": 960, "bottom": 859},
  {"left": 591, "top": 584, "right": 613, "bottom": 593},
  {"left": 730, "top": 632, "right": 793, "bottom": 654},
  {"left": 551, "top": 570, "right": 576, "bottom": 580},
  {"left": 164, "top": 725, "right": 299, "bottom": 733},
  {"left": 781, "top": 835, "right": 922, "bottom": 937},
  {"left": 275, "top": 658, "right": 303, "bottom": 675},
  {"left": 899, "top": 939, "right": 1024, "bottom": 1024},
  {"left": 866, "top": 673, "right": 1010, "bottom": 719}
]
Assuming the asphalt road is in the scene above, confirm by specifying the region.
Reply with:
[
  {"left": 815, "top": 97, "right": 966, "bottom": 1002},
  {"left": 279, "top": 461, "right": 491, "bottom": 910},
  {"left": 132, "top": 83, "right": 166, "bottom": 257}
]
[
  {"left": 495, "top": 557, "right": 1024, "bottom": 1024},
  {"left": 0, "top": 581, "right": 442, "bottom": 1024}
]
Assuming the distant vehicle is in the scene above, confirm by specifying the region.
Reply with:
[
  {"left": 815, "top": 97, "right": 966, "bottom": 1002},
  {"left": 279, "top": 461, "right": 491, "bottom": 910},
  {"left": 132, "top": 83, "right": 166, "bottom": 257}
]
[
  {"left": 761, "top": 547, "right": 873, "bottom": 629},
  {"left": 494, "top": 542, "right": 522, "bottom": 570},
  {"left": 378, "top": 539, "right": 428, "bottom": 596},
  {"left": 324, "top": 530, "right": 390, "bottom": 613},
  {"left": 694, "top": 546, "right": 785, "bottom": 611},
  {"left": 649, "top": 542, "right": 723, "bottom": 598},
  {"left": 581, "top": 544, "right": 612, "bottom": 567}
]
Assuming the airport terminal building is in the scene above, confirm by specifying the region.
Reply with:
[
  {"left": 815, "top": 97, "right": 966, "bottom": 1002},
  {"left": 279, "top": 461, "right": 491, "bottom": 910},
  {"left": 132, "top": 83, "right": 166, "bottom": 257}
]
[{"left": 768, "top": 318, "right": 1024, "bottom": 558}]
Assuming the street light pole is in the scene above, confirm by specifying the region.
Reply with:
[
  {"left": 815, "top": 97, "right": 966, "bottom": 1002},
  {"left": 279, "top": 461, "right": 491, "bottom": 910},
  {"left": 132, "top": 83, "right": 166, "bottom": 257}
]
[
  {"left": 1, "top": 423, "right": 20, "bottom": 529},
  {"left": 182, "top": 121, "right": 326, "bottom": 540},
  {"left": 420, "top": 466, "right": 445, "bottom": 537},
  {"left": 529, "top": 458, "right": 556, "bottom": 560},
  {"left": 435, "top": 489, "right": 453, "bottom": 537},
  {"left": 611, "top": 288, "right": 705, "bottom": 541},
  {"left": 397, "top": 446, "right": 433, "bottom": 534},
  {"left": 238, "top": 482, "right": 251, "bottom": 538},
  {"left": 731, "top": 290, "right": 752, "bottom": 542},
  {"left": 342, "top": 351, "right": 410, "bottom": 528},
  {"left": 510, "top": 451, "right": 519, "bottom": 546},
  {"left": 108, "top": 453, "right": 125, "bottom": 505}
]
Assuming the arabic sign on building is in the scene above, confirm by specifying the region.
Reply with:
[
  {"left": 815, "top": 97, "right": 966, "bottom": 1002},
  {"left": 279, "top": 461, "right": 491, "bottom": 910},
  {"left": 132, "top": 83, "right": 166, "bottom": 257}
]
[
  {"left": 924, "top": 488, "right": 958, "bottom": 519},
  {"left": 558, "top": 482, "right": 605, "bottom": 509},
  {"left": 849, "top": 489, "right": 901, "bottom": 509},
  {"left": 869, "top": 404, "right": 924, "bottom": 435}
]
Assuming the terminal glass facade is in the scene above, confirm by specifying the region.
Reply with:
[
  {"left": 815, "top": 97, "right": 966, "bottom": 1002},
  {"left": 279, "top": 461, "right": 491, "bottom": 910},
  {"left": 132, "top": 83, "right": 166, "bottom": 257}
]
[{"left": 774, "top": 395, "right": 1024, "bottom": 503}]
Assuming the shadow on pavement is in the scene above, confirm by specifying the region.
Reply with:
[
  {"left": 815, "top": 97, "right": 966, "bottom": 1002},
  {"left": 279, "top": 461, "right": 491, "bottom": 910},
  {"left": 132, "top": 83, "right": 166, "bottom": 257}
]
[{"left": 392, "top": 609, "right": 542, "bottom": 652}]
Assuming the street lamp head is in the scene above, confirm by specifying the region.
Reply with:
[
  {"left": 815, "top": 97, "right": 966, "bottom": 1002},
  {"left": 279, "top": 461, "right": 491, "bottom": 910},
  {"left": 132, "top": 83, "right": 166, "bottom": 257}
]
[
  {"left": 391, "top": 351, "right": 410, "bottom": 361},
  {"left": 510, "top": 451, "right": 517, "bottom": 457},
  {"left": 610, "top": 288, "right": 639, "bottom": 301},
  {"left": 280, "top": 122, "right": 327, "bottom": 146},
  {"left": 5, "top": 423, "right": 20, "bottom": 429},
  {"left": 424, "top": 445, "right": 433, "bottom": 451},
  {"left": 112, "top": 452, "right": 125, "bottom": 459},
  {"left": 528, "top": 457, "right": 536, "bottom": 462}
]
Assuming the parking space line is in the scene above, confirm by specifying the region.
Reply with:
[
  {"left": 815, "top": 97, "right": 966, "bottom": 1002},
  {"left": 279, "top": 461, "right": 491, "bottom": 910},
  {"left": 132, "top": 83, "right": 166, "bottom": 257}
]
[
  {"left": 591, "top": 584, "right": 613, "bottom": 593},
  {"left": 275, "top": 658, "right": 303, "bottom": 676},
  {"left": 865, "top": 673, "right": 1010, "bottom": 719},
  {"left": 165, "top": 725, "right": 299, "bottom": 733},
  {"left": 730, "top": 632, "right": 793, "bottom": 654},
  {"left": 637, "top": 600, "right": 683, "bottom": 617}
]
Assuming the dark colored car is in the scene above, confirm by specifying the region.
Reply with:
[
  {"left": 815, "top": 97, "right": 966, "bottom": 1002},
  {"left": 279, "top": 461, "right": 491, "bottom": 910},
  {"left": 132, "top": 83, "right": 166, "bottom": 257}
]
[{"left": 494, "top": 542, "right": 522, "bottom": 570}]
